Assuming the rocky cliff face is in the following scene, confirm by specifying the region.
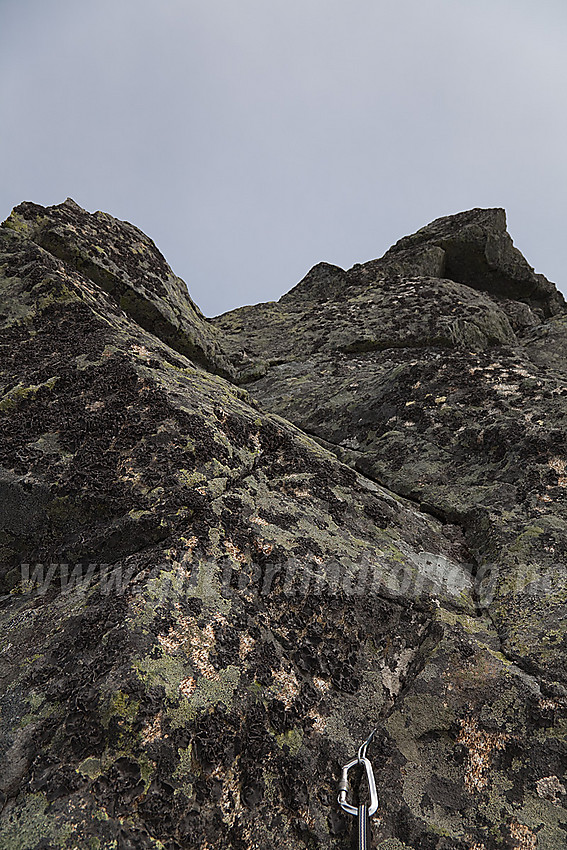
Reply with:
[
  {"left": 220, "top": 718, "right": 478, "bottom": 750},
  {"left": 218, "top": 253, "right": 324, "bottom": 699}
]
[{"left": 0, "top": 200, "right": 566, "bottom": 849}]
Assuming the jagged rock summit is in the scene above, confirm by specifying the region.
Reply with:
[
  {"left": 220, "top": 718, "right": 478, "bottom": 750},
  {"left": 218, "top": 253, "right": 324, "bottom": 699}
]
[{"left": 1, "top": 199, "right": 567, "bottom": 849}]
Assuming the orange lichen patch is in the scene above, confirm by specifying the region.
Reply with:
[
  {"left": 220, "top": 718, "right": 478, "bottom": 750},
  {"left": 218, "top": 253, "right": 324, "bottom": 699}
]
[
  {"left": 249, "top": 432, "right": 263, "bottom": 453},
  {"left": 456, "top": 717, "right": 509, "bottom": 792},
  {"left": 249, "top": 515, "right": 269, "bottom": 527},
  {"left": 179, "top": 536, "right": 199, "bottom": 558},
  {"left": 179, "top": 676, "right": 196, "bottom": 699},
  {"left": 169, "top": 560, "right": 193, "bottom": 583},
  {"left": 509, "top": 820, "right": 537, "bottom": 849},
  {"left": 141, "top": 712, "right": 163, "bottom": 745},
  {"left": 548, "top": 457, "right": 567, "bottom": 487},
  {"left": 312, "top": 677, "right": 330, "bottom": 694},
  {"left": 118, "top": 458, "right": 144, "bottom": 487},
  {"left": 224, "top": 540, "right": 247, "bottom": 563},
  {"left": 190, "top": 621, "right": 221, "bottom": 682},
  {"left": 298, "top": 809, "right": 316, "bottom": 832},
  {"left": 158, "top": 614, "right": 224, "bottom": 682},
  {"left": 307, "top": 708, "right": 327, "bottom": 734},
  {"left": 272, "top": 668, "right": 300, "bottom": 709},
  {"left": 157, "top": 631, "right": 182, "bottom": 653},
  {"left": 253, "top": 538, "right": 274, "bottom": 556},
  {"left": 130, "top": 344, "right": 152, "bottom": 361},
  {"left": 536, "top": 774, "right": 566, "bottom": 803},
  {"left": 165, "top": 545, "right": 190, "bottom": 569},
  {"left": 239, "top": 634, "right": 255, "bottom": 659}
]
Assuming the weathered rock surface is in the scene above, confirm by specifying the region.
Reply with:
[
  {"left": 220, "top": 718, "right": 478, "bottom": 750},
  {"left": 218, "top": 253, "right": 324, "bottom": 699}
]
[
  {"left": 0, "top": 201, "right": 566, "bottom": 849},
  {"left": 216, "top": 209, "right": 567, "bottom": 683},
  {"left": 3, "top": 200, "right": 240, "bottom": 379}
]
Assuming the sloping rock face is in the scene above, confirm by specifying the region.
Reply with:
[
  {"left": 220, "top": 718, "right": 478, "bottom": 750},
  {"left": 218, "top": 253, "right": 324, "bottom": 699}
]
[
  {"left": 4, "top": 200, "right": 241, "bottom": 379},
  {"left": 0, "top": 202, "right": 566, "bottom": 850},
  {"left": 216, "top": 209, "right": 567, "bottom": 682}
]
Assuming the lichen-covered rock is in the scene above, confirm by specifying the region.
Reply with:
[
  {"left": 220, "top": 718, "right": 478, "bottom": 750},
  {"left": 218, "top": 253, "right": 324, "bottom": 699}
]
[
  {"left": 378, "top": 207, "right": 564, "bottom": 318},
  {"left": 215, "top": 211, "right": 567, "bottom": 682},
  {"left": 0, "top": 203, "right": 566, "bottom": 849},
  {"left": 3, "top": 199, "right": 241, "bottom": 379}
]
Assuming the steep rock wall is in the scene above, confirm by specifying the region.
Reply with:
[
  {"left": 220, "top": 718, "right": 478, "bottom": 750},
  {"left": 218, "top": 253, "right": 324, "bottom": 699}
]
[{"left": 0, "top": 202, "right": 565, "bottom": 849}]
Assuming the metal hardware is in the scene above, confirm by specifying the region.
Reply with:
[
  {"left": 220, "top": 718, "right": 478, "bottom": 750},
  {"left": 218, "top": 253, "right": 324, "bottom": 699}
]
[
  {"left": 337, "top": 755, "right": 379, "bottom": 817},
  {"left": 357, "top": 728, "right": 375, "bottom": 762}
]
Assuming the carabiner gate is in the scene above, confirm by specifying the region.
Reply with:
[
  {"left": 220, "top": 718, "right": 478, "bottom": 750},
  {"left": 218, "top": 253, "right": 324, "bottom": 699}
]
[{"left": 337, "top": 755, "right": 379, "bottom": 817}]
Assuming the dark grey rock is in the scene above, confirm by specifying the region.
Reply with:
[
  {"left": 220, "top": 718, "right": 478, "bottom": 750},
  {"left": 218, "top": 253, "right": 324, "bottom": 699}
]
[{"left": 0, "top": 202, "right": 566, "bottom": 849}]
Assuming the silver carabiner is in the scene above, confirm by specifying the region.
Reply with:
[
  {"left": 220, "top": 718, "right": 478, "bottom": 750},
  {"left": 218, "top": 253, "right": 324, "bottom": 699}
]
[
  {"left": 337, "top": 755, "right": 379, "bottom": 817},
  {"left": 357, "top": 729, "right": 375, "bottom": 762}
]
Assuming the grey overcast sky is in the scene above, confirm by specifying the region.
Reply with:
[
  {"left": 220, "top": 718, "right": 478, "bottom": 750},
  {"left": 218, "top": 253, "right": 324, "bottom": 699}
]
[{"left": 1, "top": 0, "right": 566, "bottom": 316}]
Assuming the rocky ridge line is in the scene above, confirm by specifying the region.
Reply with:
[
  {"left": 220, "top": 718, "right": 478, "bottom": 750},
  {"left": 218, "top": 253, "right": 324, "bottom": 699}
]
[{"left": 0, "top": 200, "right": 566, "bottom": 849}]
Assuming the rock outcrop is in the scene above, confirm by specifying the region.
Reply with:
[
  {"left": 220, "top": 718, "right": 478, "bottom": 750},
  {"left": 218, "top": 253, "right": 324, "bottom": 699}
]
[{"left": 0, "top": 200, "right": 566, "bottom": 849}]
